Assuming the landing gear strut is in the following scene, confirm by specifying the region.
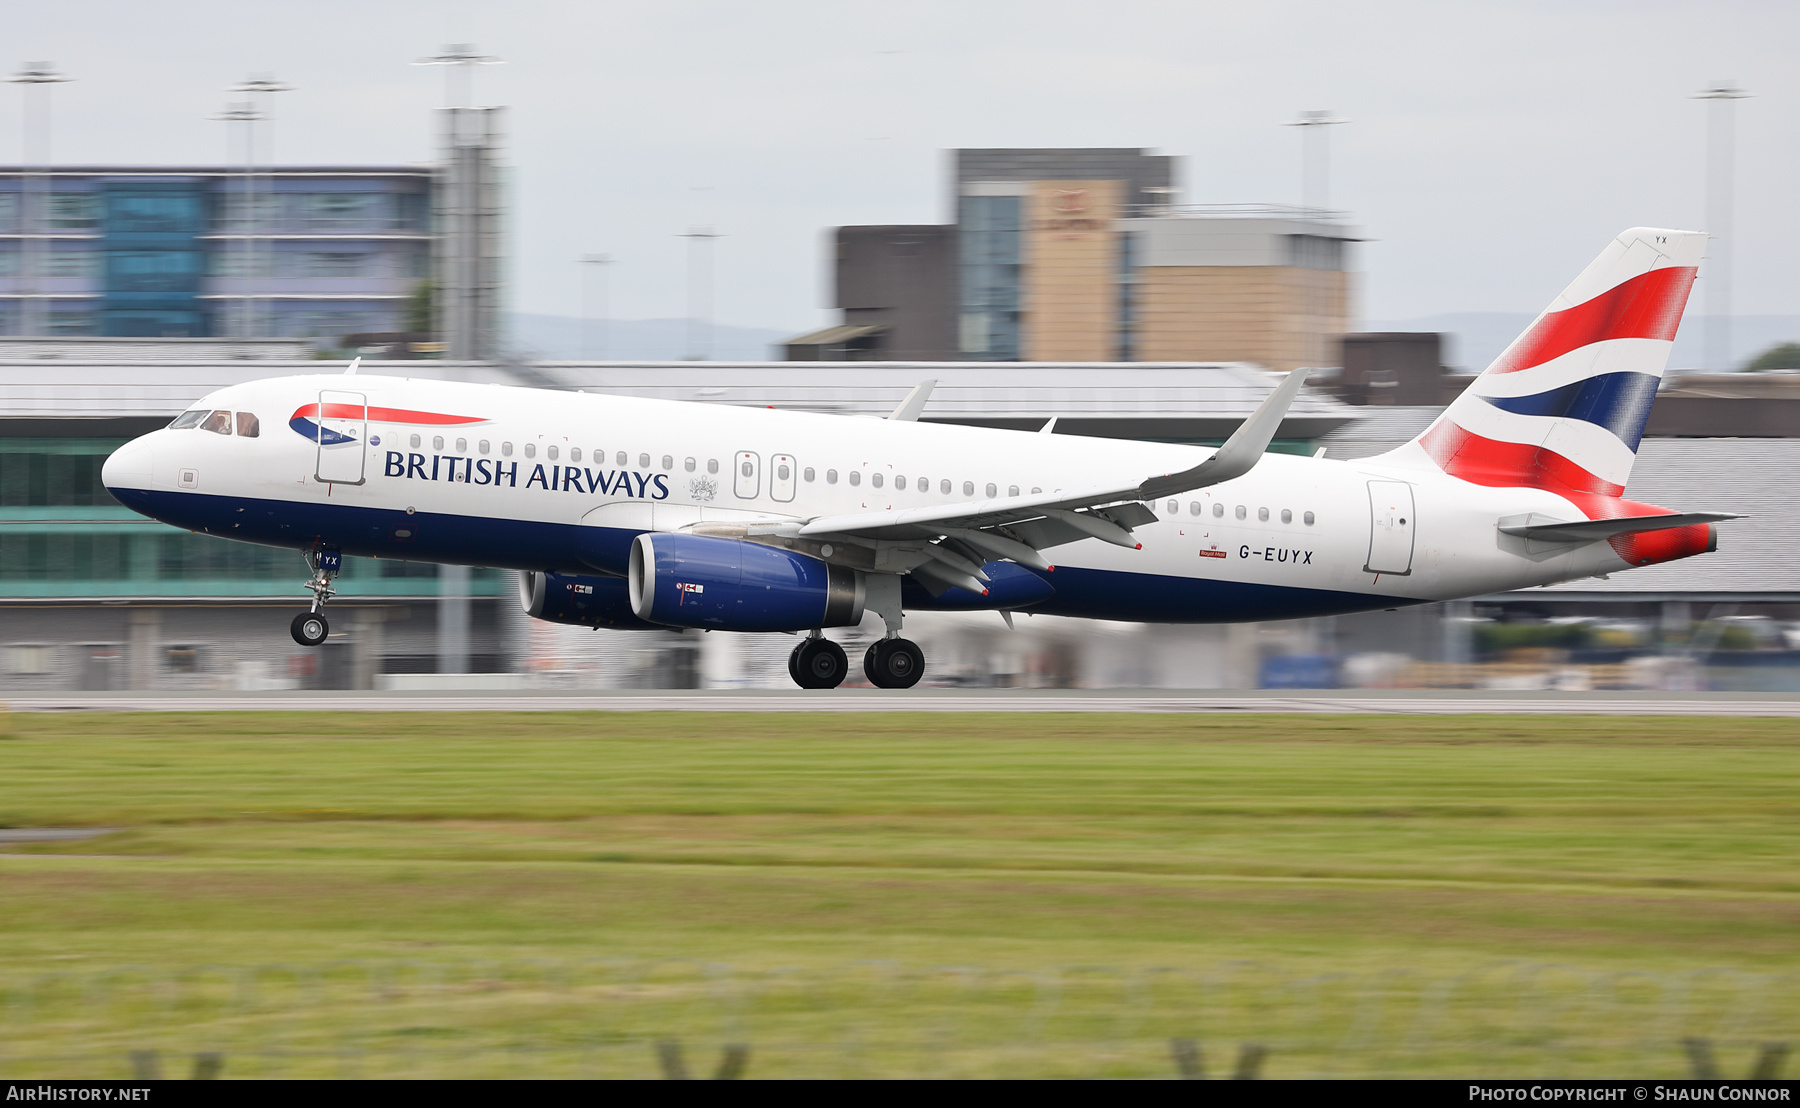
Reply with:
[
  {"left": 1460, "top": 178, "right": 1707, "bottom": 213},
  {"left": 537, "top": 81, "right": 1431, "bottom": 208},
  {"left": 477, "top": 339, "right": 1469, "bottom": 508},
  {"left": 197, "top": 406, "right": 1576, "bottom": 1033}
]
[
  {"left": 291, "top": 546, "right": 342, "bottom": 647},
  {"left": 788, "top": 633, "right": 849, "bottom": 689},
  {"left": 864, "top": 638, "right": 924, "bottom": 689}
]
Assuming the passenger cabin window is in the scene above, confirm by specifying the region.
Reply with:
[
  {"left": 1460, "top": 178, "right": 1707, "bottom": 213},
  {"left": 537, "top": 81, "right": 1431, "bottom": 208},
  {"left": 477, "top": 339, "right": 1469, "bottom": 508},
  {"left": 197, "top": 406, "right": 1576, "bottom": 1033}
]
[
  {"left": 849, "top": 471, "right": 861, "bottom": 487},
  {"left": 803, "top": 467, "right": 815, "bottom": 482},
  {"left": 433, "top": 436, "right": 445, "bottom": 451},
  {"left": 826, "top": 469, "right": 838, "bottom": 484},
  {"left": 1213, "top": 503, "right": 1224, "bottom": 518},
  {"left": 570, "top": 447, "right": 581, "bottom": 462},
  {"left": 235, "top": 412, "right": 260, "bottom": 438},
  {"left": 618, "top": 452, "right": 628, "bottom": 466},
  {"left": 1281, "top": 509, "right": 1292, "bottom": 523},
  {"left": 639, "top": 453, "right": 650, "bottom": 468},
  {"left": 1304, "top": 511, "right": 1316, "bottom": 526},
  {"left": 871, "top": 473, "right": 883, "bottom": 489},
  {"left": 502, "top": 442, "right": 513, "bottom": 457},
  {"left": 479, "top": 440, "right": 490, "bottom": 455},
  {"left": 456, "top": 438, "right": 467, "bottom": 453},
  {"left": 200, "top": 410, "right": 232, "bottom": 435},
  {"left": 524, "top": 444, "right": 536, "bottom": 458},
  {"left": 685, "top": 457, "right": 696, "bottom": 472},
  {"left": 1008, "top": 485, "right": 1019, "bottom": 497},
  {"left": 662, "top": 455, "right": 673, "bottom": 470},
  {"left": 410, "top": 434, "right": 421, "bottom": 449},
  {"left": 168, "top": 410, "right": 206, "bottom": 430},
  {"left": 547, "top": 445, "right": 558, "bottom": 460},
  {"left": 707, "top": 458, "right": 719, "bottom": 475}
]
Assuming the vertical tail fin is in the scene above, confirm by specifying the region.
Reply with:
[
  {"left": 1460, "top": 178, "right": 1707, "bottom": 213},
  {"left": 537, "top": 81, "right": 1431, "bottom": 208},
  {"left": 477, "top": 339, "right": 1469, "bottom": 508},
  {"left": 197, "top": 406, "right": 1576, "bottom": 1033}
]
[{"left": 1382, "top": 227, "right": 1704, "bottom": 511}]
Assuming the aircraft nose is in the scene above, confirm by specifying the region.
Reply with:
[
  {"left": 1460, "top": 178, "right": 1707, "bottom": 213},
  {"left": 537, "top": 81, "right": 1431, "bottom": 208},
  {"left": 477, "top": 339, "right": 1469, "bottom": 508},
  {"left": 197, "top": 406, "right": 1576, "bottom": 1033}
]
[{"left": 102, "top": 434, "right": 153, "bottom": 492}]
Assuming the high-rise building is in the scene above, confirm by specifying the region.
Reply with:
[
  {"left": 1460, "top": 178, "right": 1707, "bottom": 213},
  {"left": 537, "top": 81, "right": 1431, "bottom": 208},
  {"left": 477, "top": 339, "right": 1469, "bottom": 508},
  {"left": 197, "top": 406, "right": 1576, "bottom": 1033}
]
[
  {"left": 0, "top": 166, "right": 432, "bottom": 341},
  {"left": 786, "top": 148, "right": 1358, "bottom": 371}
]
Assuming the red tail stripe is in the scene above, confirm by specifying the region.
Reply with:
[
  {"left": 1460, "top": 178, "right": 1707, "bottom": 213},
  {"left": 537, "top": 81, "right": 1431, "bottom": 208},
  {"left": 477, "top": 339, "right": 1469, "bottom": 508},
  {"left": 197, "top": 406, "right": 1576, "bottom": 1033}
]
[
  {"left": 1421, "top": 421, "right": 1696, "bottom": 523},
  {"left": 291, "top": 404, "right": 486, "bottom": 425},
  {"left": 1488, "top": 265, "right": 1697, "bottom": 375}
]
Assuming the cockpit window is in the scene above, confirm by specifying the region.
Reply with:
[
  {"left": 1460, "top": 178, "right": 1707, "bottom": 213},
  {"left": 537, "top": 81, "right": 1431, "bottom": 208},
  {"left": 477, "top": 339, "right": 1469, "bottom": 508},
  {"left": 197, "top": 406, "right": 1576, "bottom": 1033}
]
[
  {"left": 236, "top": 412, "right": 260, "bottom": 438},
  {"left": 200, "top": 410, "right": 233, "bottom": 435},
  {"left": 168, "top": 409, "right": 206, "bottom": 430}
]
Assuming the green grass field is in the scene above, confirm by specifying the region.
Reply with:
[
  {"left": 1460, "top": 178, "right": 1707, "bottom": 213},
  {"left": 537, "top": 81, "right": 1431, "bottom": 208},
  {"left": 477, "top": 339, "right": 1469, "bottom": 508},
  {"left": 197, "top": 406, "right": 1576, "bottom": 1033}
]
[{"left": 0, "top": 711, "right": 1796, "bottom": 1077}]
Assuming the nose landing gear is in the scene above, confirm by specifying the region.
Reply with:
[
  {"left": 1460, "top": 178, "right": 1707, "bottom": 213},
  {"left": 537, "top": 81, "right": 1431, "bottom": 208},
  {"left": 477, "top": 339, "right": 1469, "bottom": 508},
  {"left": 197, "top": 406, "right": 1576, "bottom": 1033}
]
[{"left": 291, "top": 546, "right": 341, "bottom": 647}]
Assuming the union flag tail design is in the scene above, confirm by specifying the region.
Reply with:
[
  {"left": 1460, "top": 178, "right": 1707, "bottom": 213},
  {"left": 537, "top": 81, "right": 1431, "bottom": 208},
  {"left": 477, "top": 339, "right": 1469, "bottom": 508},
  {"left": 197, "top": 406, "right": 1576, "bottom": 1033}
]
[{"left": 1381, "top": 227, "right": 1704, "bottom": 517}]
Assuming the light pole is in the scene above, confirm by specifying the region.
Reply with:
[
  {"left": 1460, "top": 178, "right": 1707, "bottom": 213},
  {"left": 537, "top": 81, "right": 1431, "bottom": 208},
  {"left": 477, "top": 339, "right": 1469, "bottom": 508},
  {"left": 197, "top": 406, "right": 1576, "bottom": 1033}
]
[
  {"left": 9, "top": 62, "right": 71, "bottom": 337},
  {"left": 1695, "top": 81, "right": 1751, "bottom": 371},
  {"left": 230, "top": 76, "right": 292, "bottom": 337},
  {"left": 414, "top": 44, "right": 501, "bottom": 109},
  {"left": 580, "top": 254, "right": 613, "bottom": 360},
  {"left": 678, "top": 228, "right": 721, "bottom": 361},
  {"left": 211, "top": 102, "right": 261, "bottom": 339},
  {"left": 1283, "top": 110, "right": 1349, "bottom": 216}
]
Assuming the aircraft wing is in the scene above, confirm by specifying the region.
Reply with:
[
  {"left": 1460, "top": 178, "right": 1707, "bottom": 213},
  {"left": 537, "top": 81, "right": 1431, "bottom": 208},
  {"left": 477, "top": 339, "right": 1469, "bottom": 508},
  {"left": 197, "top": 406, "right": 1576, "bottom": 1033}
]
[{"left": 770, "top": 368, "right": 1310, "bottom": 593}]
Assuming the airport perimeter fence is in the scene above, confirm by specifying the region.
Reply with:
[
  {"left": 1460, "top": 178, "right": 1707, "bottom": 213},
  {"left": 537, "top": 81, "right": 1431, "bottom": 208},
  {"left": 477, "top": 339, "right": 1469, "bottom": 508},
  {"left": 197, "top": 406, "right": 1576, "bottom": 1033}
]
[{"left": 0, "top": 959, "right": 1793, "bottom": 1079}]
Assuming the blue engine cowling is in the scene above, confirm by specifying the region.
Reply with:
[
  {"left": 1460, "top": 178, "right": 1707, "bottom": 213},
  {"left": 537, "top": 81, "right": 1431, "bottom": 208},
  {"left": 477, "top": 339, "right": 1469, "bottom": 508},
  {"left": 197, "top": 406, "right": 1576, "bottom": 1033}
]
[
  {"left": 519, "top": 571, "right": 664, "bottom": 630},
  {"left": 628, "top": 533, "right": 863, "bottom": 632}
]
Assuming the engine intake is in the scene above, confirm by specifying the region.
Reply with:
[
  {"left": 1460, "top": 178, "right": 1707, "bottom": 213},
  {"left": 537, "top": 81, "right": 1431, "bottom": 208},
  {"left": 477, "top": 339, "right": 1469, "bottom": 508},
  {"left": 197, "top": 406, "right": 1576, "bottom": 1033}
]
[
  {"left": 628, "top": 533, "right": 863, "bottom": 632},
  {"left": 519, "top": 571, "right": 663, "bottom": 630}
]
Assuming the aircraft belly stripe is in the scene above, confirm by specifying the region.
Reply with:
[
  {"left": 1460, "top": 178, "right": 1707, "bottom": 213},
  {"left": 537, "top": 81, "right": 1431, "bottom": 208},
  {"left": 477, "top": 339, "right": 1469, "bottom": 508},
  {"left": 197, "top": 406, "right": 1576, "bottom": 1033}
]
[{"left": 103, "top": 486, "right": 1400, "bottom": 623}]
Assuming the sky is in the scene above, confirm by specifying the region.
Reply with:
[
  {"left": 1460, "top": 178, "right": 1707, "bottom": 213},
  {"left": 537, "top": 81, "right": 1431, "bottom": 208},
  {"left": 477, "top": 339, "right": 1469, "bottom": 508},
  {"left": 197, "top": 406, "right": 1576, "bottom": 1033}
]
[{"left": 8, "top": 0, "right": 1799, "bottom": 342}]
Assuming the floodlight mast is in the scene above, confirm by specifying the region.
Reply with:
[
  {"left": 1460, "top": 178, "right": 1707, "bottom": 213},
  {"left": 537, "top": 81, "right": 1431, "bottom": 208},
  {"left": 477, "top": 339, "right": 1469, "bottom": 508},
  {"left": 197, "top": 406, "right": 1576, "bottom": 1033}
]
[
  {"left": 678, "top": 228, "right": 722, "bottom": 361},
  {"left": 210, "top": 102, "right": 263, "bottom": 339},
  {"left": 229, "top": 76, "right": 292, "bottom": 338},
  {"left": 414, "top": 44, "right": 502, "bottom": 109},
  {"left": 1694, "top": 81, "right": 1751, "bottom": 372},
  {"left": 1283, "top": 109, "right": 1348, "bottom": 218},
  {"left": 8, "top": 62, "right": 71, "bottom": 338},
  {"left": 580, "top": 253, "right": 614, "bottom": 360}
]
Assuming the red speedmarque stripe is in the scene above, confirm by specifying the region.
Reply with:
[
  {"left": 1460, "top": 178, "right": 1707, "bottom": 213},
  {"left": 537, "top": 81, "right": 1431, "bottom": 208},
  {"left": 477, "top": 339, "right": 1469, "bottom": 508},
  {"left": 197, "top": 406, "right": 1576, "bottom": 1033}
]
[
  {"left": 290, "top": 404, "right": 487, "bottom": 425},
  {"left": 1418, "top": 421, "right": 1687, "bottom": 521},
  {"left": 1488, "top": 265, "right": 1697, "bottom": 375}
]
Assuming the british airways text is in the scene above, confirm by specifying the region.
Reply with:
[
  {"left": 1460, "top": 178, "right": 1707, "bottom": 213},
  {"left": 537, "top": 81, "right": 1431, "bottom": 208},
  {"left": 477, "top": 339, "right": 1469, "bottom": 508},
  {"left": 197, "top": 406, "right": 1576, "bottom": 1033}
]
[{"left": 383, "top": 452, "right": 671, "bottom": 498}]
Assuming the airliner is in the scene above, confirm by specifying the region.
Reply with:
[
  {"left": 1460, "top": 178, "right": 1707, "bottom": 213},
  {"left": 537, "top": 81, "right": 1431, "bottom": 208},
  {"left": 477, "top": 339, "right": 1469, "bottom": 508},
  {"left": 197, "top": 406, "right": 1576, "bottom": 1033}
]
[{"left": 101, "top": 227, "right": 1730, "bottom": 689}]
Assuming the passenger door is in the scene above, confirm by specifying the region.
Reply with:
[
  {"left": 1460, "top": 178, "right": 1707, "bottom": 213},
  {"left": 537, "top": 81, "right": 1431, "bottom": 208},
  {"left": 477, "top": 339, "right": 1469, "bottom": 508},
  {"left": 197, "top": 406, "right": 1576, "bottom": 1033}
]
[
  {"left": 1364, "top": 480, "right": 1415, "bottom": 575},
  {"left": 314, "top": 390, "right": 368, "bottom": 485}
]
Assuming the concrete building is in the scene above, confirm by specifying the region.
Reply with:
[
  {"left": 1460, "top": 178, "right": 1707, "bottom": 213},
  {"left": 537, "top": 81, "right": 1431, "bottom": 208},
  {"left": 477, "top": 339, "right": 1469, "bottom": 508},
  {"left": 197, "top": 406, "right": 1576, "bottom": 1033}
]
[{"left": 785, "top": 149, "right": 1356, "bottom": 370}]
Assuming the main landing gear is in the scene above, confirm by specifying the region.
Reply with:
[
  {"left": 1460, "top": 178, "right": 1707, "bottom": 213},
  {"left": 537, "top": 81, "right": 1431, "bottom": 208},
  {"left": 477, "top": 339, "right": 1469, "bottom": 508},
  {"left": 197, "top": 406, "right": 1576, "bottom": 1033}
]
[
  {"left": 785, "top": 633, "right": 925, "bottom": 689},
  {"left": 290, "top": 546, "right": 342, "bottom": 647},
  {"left": 864, "top": 638, "right": 924, "bottom": 689},
  {"left": 788, "top": 633, "right": 849, "bottom": 689}
]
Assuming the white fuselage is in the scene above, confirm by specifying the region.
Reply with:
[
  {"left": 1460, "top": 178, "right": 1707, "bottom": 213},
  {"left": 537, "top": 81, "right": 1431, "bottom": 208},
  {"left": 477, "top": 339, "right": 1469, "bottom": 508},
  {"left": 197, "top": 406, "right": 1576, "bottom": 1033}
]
[{"left": 101, "top": 373, "right": 1651, "bottom": 623}]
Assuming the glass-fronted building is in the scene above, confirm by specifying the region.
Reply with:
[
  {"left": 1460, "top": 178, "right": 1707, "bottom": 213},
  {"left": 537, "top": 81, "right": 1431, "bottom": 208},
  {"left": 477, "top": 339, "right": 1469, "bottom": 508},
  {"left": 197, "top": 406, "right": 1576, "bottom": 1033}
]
[{"left": 0, "top": 167, "right": 431, "bottom": 341}]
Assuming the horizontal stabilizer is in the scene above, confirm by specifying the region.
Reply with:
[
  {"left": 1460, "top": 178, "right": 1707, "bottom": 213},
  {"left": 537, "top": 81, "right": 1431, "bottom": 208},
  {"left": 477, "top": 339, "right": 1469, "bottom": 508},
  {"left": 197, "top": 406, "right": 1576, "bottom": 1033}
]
[{"left": 1497, "top": 511, "right": 1738, "bottom": 544}]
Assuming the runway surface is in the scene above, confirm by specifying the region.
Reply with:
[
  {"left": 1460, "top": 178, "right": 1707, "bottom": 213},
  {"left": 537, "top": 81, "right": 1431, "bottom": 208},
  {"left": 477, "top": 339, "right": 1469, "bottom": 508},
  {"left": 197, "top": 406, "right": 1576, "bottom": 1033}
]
[{"left": 8, "top": 689, "right": 1800, "bottom": 715}]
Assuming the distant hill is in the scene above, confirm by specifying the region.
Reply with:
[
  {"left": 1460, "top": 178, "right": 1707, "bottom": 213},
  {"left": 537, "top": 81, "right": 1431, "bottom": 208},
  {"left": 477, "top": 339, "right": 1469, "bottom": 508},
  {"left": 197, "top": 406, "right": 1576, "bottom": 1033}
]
[
  {"left": 1369, "top": 313, "right": 1800, "bottom": 374},
  {"left": 507, "top": 313, "right": 796, "bottom": 362}
]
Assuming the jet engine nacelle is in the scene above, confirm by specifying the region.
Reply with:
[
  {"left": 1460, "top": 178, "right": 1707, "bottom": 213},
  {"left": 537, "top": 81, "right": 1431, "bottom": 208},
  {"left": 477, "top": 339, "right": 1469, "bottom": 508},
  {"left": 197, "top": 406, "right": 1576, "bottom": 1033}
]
[
  {"left": 628, "top": 533, "right": 864, "bottom": 632},
  {"left": 519, "top": 571, "right": 663, "bottom": 630}
]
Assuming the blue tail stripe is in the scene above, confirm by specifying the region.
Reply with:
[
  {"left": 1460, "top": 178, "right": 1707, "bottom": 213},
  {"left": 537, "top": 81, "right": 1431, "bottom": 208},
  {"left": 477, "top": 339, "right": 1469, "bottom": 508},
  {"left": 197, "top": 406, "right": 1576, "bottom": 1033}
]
[{"left": 1477, "top": 371, "right": 1659, "bottom": 451}]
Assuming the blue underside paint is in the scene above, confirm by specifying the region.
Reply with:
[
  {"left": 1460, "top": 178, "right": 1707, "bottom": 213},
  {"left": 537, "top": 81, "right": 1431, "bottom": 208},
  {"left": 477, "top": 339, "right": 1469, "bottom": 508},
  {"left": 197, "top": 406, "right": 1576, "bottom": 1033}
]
[{"left": 107, "top": 486, "right": 1410, "bottom": 623}]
